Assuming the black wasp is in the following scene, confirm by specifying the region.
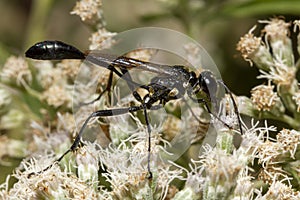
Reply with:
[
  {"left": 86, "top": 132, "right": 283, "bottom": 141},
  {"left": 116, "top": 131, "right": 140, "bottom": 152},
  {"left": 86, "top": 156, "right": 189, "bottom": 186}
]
[{"left": 25, "top": 40, "right": 242, "bottom": 178}]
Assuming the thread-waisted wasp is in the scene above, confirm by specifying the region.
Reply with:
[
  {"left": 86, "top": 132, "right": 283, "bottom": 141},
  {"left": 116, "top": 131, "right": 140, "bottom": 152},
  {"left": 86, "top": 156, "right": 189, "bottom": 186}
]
[{"left": 25, "top": 40, "right": 242, "bottom": 178}]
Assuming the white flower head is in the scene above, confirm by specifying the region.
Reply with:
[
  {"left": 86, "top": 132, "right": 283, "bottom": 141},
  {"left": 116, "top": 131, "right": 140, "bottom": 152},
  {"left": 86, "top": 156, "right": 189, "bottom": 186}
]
[
  {"left": 42, "top": 84, "right": 73, "bottom": 108},
  {"left": 89, "top": 28, "right": 117, "bottom": 50},
  {"left": 263, "top": 179, "right": 300, "bottom": 199},
  {"left": 71, "top": 0, "right": 103, "bottom": 25},
  {"left": 1, "top": 56, "right": 32, "bottom": 86},
  {"left": 9, "top": 157, "right": 100, "bottom": 199},
  {"left": 250, "top": 82, "right": 281, "bottom": 111},
  {"left": 276, "top": 129, "right": 300, "bottom": 159},
  {"left": 236, "top": 26, "right": 273, "bottom": 70},
  {"left": 97, "top": 127, "right": 182, "bottom": 199},
  {"left": 260, "top": 18, "right": 294, "bottom": 67},
  {"left": 257, "top": 57, "right": 296, "bottom": 86}
]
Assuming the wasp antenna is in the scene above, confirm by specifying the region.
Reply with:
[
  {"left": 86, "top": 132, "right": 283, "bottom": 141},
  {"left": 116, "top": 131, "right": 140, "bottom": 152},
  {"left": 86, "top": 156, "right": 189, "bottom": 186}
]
[{"left": 218, "top": 80, "right": 243, "bottom": 134}]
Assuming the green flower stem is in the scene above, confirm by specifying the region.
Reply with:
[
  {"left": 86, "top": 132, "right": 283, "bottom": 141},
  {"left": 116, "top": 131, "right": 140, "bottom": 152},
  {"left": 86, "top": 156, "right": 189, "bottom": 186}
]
[
  {"left": 239, "top": 96, "right": 300, "bottom": 130},
  {"left": 172, "top": 187, "right": 198, "bottom": 200},
  {"left": 216, "top": 130, "right": 234, "bottom": 154},
  {"left": 295, "top": 59, "right": 300, "bottom": 70},
  {"left": 277, "top": 81, "right": 299, "bottom": 116},
  {"left": 241, "top": 109, "right": 300, "bottom": 130},
  {"left": 222, "top": 1, "right": 300, "bottom": 17},
  {"left": 280, "top": 114, "right": 300, "bottom": 130}
]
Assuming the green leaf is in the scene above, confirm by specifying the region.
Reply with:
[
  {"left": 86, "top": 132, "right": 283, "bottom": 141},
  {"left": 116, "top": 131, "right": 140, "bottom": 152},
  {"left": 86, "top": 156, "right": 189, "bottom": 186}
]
[{"left": 222, "top": 0, "right": 300, "bottom": 17}]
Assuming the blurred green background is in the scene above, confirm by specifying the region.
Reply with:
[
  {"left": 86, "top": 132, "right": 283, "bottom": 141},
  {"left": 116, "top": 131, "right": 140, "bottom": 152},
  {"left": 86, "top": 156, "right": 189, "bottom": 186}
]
[
  {"left": 0, "top": 0, "right": 300, "bottom": 184},
  {"left": 2, "top": 0, "right": 300, "bottom": 95}
]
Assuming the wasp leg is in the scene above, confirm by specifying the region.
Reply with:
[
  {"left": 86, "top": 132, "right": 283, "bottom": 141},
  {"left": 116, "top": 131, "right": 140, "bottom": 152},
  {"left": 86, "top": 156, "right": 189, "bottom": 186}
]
[{"left": 217, "top": 80, "right": 243, "bottom": 134}]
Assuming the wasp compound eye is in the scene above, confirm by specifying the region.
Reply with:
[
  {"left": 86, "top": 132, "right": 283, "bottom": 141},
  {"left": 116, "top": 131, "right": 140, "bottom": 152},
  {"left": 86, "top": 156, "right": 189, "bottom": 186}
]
[{"left": 199, "top": 71, "right": 218, "bottom": 96}]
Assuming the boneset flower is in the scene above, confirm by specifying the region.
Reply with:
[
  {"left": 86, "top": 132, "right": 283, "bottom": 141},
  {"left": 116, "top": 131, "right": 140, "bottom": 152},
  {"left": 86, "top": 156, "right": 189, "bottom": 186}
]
[
  {"left": 71, "top": 0, "right": 103, "bottom": 25},
  {"left": 263, "top": 180, "right": 300, "bottom": 199},
  {"left": 237, "top": 18, "right": 300, "bottom": 129},
  {"left": 260, "top": 18, "right": 294, "bottom": 67},
  {"left": 236, "top": 26, "right": 273, "bottom": 71},
  {"left": 42, "top": 84, "right": 72, "bottom": 108},
  {"left": 276, "top": 129, "right": 300, "bottom": 159},
  {"left": 250, "top": 83, "right": 282, "bottom": 112},
  {"left": 1, "top": 56, "right": 32, "bottom": 86},
  {"left": 89, "top": 28, "right": 117, "bottom": 50}
]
